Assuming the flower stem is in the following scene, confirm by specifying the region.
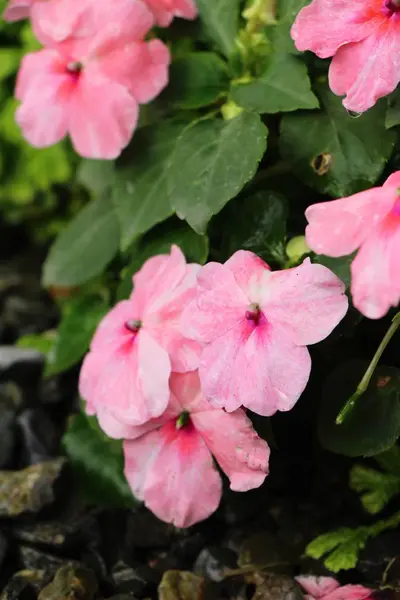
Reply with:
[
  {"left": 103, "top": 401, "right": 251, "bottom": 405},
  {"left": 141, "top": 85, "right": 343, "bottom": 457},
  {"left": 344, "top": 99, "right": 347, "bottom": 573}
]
[{"left": 336, "top": 312, "right": 400, "bottom": 424}]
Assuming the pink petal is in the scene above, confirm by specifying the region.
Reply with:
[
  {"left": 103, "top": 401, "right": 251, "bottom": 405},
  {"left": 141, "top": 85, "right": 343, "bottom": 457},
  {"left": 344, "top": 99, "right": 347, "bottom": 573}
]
[
  {"left": 68, "top": 67, "right": 139, "bottom": 159},
  {"left": 384, "top": 170, "right": 400, "bottom": 189},
  {"left": 181, "top": 262, "right": 248, "bottom": 343},
  {"left": 295, "top": 576, "right": 340, "bottom": 599},
  {"left": 15, "top": 50, "right": 70, "bottom": 148},
  {"left": 329, "top": 21, "right": 400, "bottom": 113},
  {"left": 100, "top": 39, "right": 170, "bottom": 104},
  {"left": 3, "top": 0, "right": 31, "bottom": 22},
  {"left": 305, "top": 187, "right": 396, "bottom": 257},
  {"left": 89, "top": 300, "right": 139, "bottom": 351},
  {"left": 325, "top": 585, "right": 372, "bottom": 600},
  {"left": 192, "top": 408, "right": 270, "bottom": 491},
  {"left": 30, "top": 0, "right": 95, "bottom": 45},
  {"left": 260, "top": 258, "right": 348, "bottom": 346},
  {"left": 124, "top": 423, "right": 222, "bottom": 527},
  {"left": 351, "top": 220, "right": 400, "bottom": 319},
  {"left": 225, "top": 250, "right": 272, "bottom": 300},
  {"left": 169, "top": 371, "right": 213, "bottom": 414},
  {"left": 144, "top": 0, "right": 197, "bottom": 26},
  {"left": 199, "top": 321, "right": 311, "bottom": 416},
  {"left": 291, "top": 0, "right": 385, "bottom": 59}
]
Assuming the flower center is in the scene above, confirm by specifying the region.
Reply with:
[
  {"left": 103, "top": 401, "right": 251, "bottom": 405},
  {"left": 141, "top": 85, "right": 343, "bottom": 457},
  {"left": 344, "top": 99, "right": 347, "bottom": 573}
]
[
  {"left": 176, "top": 411, "right": 190, "bottom": 429},
  {"left": 245, "top": 302, "right": 261, "bottom": 325},
  {"left": 383, "top": 0, "right": 400, "bottom": 15},
  {"left": 124, "top": 319, "right": 142, "bottom": 334},
  {"left": 66, "top": 61, "right": 83, "bottom": 80}
]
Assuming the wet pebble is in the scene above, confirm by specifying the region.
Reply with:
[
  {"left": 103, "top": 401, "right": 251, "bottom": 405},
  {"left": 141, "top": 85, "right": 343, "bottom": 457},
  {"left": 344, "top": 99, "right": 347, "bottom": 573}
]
[
  {"left": 0, "top": 569, "right": 50, "bottom": 600},
  {"left": 250, "top": 573, "right": 304, "bottom": 600},
  {"left": 194, "top": 546, "right": 237, "bottom": 582},
  {"left": 0, "top": 384, "right": 20, "bottom": 468},
  {"left": 18, "top": 545, "right": 71, "bottom": 572},
  {"left": 17, "top": 408, "right": 60, "bottom": 465},
  {"left": 0, "top": 458, "right": 65, "bottom": 517},
  {"left": 38, "top": 565, "right": 97, "bottom": 600},
  {"left": 158, "top": 570, "right": 205, "bottom": 600},
  {"left": 112, "top": 560, "right": 159, "bottom": 597},
  {"left": 0, "top": 347, "right": 44, "bottom": 381}
]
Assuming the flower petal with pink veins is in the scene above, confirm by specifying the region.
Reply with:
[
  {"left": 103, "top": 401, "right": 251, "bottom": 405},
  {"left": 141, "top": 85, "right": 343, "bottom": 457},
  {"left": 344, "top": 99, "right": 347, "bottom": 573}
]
[
  {"left": 224, "top": 250, "right": 272, "bottom": 300},
  {"left": 199, "top": 321, "right": 311, "bottom": 415},
  {"left": 351, "top": 220, "right": 400, "bottom": 319},
  {"left": 169, "top": 371, "right": 212, "bottom": 414},
  {"left": 181, "top": 262, "right": 248, "bottom": 343},
  {"left": 305, "top": 187, "right": 396, "bottom": 257},
  {"left": 124, "top": 423, "right": 222, "bottom": 527},
  {"left": 88, "top": 300, "right": 140, "bottom": 351},
  {"left": 3, "top": 0, "right": 30, "bottom": 22},
  {"left": 325, "top": 585, "right": 372, "bottom": 600},
  {"left": 144, "top": 0, "right": 197, "bottom": 26},
  {"left": 291, "top": 0, "right": 384, "bottom": 59},
  {"left": 192, "top": 408, "right": 270, "bottom": 491},
  {"left": 68, "top": 68, "right": 139, "bottom": 159},
  {"left": 15, "top": 50, "right": 71, "bottom": 148},
  {"left": 259, "top": 259, "right": 348, "bottom": 346},
  {"left": 295, "top": 576, "right": 340, "bottom": 599},
  {"left": 30, "top": 0, "right": 95, "bottom": 46},
  {"left": 329, "top": 21, "right": 400, "bottom": 113}
]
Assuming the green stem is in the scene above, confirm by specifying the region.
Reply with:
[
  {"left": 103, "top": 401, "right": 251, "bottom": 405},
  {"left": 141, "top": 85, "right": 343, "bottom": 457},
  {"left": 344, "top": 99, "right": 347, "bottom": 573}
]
[{"left": 336, "top": 312, "right": 400, "bottom": 424}]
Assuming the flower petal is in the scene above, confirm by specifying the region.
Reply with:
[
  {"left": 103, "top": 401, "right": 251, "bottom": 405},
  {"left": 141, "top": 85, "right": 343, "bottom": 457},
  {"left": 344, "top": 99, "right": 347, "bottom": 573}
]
[
  {"left": 326, "top": 585, "right": 372, "bottom": 600},
  {"left": 329, "top": 21, "right": 400, "bottom": 113},
  {"left": 295, "top": 576, "right": 340, "bottom": 599},
  {"left": 291, "top": 0, "right": 384, "bottom": 59},
  {"left": 260, "top": 258, "right": 348, "bottom": 346},
  {"left": 124, "top": 423, "right": 222, "bottom": 527},
  {"left": 225, "top": 250, "right": 272, "bottom": 301},
  {"left": 15, "top": 50, "right": 70, "bottom": 148},
  {"left": 192, "top": 408, "right": 270, "bottom": 491},
  {"left": 305, "top": 187, "right": 396, "bottom": 257},
  {"left": 351, "top": 220, "right": 400, "bottom": 319},
  {"left": 3, "top": 0, "right": 30, "bottom": 22},
  {"left": 69, "top": 68, "right": 138, "bottom": 159},
  {"left": 144, "top": 0, "right": 197, "bottom": 26}
]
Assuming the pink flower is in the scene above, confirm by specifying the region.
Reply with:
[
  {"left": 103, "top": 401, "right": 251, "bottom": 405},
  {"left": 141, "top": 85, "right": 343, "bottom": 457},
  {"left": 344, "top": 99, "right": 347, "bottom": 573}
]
[
  {"left": 143, "top": 0, "right": 197, "bottom": 26},
  {"left": 291, "top": 0, "right": 400, "bottom": 113},
  {"left": 3, "top": 0, "right": 31, "bottom": 22},
  {"left": 181, "top": 251, "right": 348, "bottom": 416},
  {"left": 123, "top": 371, "right": 270, "bottom": 528},
  {"left": 79, "top": 246, "right": 203, "bottom": 427},
  {"left": 15, "top": 0, "right": 170, "bottom": 159},
  {"left": 305, "top": 171, "right": 400, "bottom": 319},
  {"left": 296, "top": 575, "right": 373, "bottom": 600}
]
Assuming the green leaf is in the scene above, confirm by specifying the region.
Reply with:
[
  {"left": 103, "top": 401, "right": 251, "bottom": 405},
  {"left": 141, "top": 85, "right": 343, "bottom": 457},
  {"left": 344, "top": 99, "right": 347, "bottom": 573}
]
[
  {"left": 306, "top": 511, "right": 400, "bottom": 572},
  {"left": 163, "top": 52, "right": 229, "bottom": 109},
  {"left": 62, "top": 412, "right": 137, "bottom": 508},
  {"left": 386, "top": 89, "right": 400, "bottom": 129},
  {"left": 220, "top": 190, "right": 288, "bottom": 264},
  {"left": 280, "top": 85, "right": 396, "bottom": 197},
  {"left": 196, "top": 0, "right": 241, "bottom": 57},
  {"left": 232, "top": 53, "right": 319, "bottom": 114},
  {"left": 45, "top": 293, "right": 109, "bottom": 376},
  {"left": 313, "top": 253, "right": 355, "bottom": 289},
  {"left": 0, "top": 48, "right": 21, "bottom": 81},
  {"left": 306, "top": 527, "right": 370, "bottom": 572},
  {"left": 168, "top": 112, "right": 268, "bottom": 234},
  {"left": 43, "top": 194, "right": 120, "bottom": 287},
  {"left": 273, "top": 0, "right": 309, "bottom": 54},
  {"left": 117, "top": 218, "right": 209, "bottom": 300},
  {"left": 77, "top": 159, "right": 115, "bottom": 195},
  {"left": 16, "top": 332, "right": 56, "bottom": 356},
  {"left": 350, "top": 464, "right": 400, "bottom": 514},
  {"left": 374, "top": 445, "right": 400, "bottom": 474},
  {"left": 112, "top": 120, "right": 189, "bottom": 250},
  {"left": 318, "top": 361, "right": 400, "bottom": 457}
]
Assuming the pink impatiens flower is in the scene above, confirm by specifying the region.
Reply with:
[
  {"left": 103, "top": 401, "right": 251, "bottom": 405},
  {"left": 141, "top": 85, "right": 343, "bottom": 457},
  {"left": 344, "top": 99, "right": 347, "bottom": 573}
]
[
  {"left": 181, "top": 250, "right": 348, "bottom": 416},
  {"left": 305, "top": 171, "right": 400, "bottom": 319},
  {"left": 123, "top": 371, "right": 270, "bottom": 528},
  {"left": 291, "top": 0, "right": 400, "bottom": 113},
  {"left": 143, "top": 0, "right": 197, "bottom": 26},
  {"left": 79, "top": 246, "right": 203, "bottom": 427},
  {"left": 15, "top": 0, "right": 170, "bottom": 158},
  {"left": 296, "top": 575, "right": 373, "bottom": 600}
]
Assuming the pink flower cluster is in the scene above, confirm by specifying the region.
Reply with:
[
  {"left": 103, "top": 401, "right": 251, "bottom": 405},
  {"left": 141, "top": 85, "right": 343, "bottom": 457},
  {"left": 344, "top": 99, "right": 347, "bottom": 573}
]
[
  {"left": 4, "top": 0, "right": 197, "bottom": 158},
  {"left": 80, "top": 245, "right": 348, "bottom": 527},
  {"left": 291, "top": 0, "right": 400, "bottom": 113},
  {"left": 296, "top": 575, "right": 373, "bottom": 600}
]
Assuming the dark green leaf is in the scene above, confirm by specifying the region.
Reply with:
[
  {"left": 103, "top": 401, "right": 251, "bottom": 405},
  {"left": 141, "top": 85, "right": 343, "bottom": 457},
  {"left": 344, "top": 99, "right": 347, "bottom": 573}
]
[
  {"left": 77, "top": 159, "right": 115, "bottom": 195},
  {"left": 62, "top": 412, "right": 137, "bottom": 508},
  {"left": 42, "top": 194, "right": 120, "bottom": 286},
  {"left": 117, "top": 218, "right": 208, "bottom": 300},
  {"left": 16, "top": 332, "right": 55, "bottom": 356},
  {"left": 163, "top": 52, "right": 229, "bottom": 109},
  {"left": 350, "top": 464, "right": 400, "bottom": 514},
  {"left": 45, "top": 293, "right": 109, "bottom": 376},
  {"left": 318, "top": 361, "right": 400, "bottom": 457},
  {"left": 196, "top": 0, "right": 241, "bottom": 57},
  {"left": 112, "top": 120, "right": 189, "bottom": 250},
  {"left": 232, "top": 53, "right": 318, "bottom": 114},
  {"left": 220, "top": 190, "right": 288, "bottom": 264},
  {"left": 386, "top": 90, "right": 400, "bottom": 129},
  {"left": 280, "top": 85, "right": 395, "bottom": 197},
  {"left": 169, "top": 112, "right": 268, "bottom": 233}
]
